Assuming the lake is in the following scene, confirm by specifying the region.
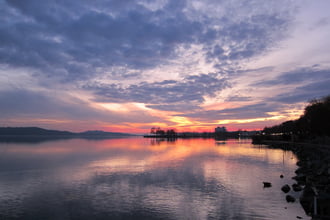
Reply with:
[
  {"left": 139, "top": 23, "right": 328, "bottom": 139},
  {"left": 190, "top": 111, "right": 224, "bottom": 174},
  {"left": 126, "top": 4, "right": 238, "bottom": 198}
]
[{"left": 0, "top": 137, "right": 309, "bottom": 219}]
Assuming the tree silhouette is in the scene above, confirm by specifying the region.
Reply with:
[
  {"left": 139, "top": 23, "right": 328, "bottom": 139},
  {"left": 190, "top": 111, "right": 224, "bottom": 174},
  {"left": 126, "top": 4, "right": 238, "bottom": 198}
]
[{"left": 262, "top": 95, "right": 330, "bottom": 139}]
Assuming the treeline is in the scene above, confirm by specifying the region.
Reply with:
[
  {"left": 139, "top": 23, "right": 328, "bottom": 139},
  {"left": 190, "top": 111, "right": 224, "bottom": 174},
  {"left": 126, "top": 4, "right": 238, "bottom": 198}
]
[
  {"left": 262, "top": 95, "right": 330, "bottom": 142},
  {"left": 146, "top": 127, "right": 244, "bottom": 139},
  {"left": 149, "top": 127, "right": 177, "bottom": 137},
  {"left": 180, "top": 131, "right": 240, "bottom": 139}
]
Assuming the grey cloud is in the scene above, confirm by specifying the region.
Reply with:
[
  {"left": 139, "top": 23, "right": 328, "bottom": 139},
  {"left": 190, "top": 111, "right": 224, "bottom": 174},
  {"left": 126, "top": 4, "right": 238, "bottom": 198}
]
[
  {"left": 1, "top": 0, "right": 294, "bottom": 83},
  {"left": 254, "top": 67, "right": 330, "bottom": 87},
  {"left": 225, "top": 95, "right": 252, "bottom": 102},
  {"left": 85, "top": 74, "right": 229, "bottom": 109},
  {"left": 250, "top": 66, "right": 330, "bottom": 104},
  {"left": 177, "top": 103, "right": 277, "bottom": 121},
  {"left": 0, "top": 89, "right": 161, "bottom": 123},
  {"left": 206, "top": 13, "right": 290, "bottom": 62},
  {"left": 0, "top": 89, "right": 60, "bottom": 116},
  {"left": 272, "top": 79, "right": 330, "bottom": 104},
  {"left": 310, "top": 17, "right": 330, "bottom": 30},
  {"left": 1, "top": 0, "right": 203, "bottom": 82},
  {"left": 145, "top": 103, "right": 202, "bottom": 112},
  {"left": 0, "top": 89, "right": 113, "bottom": 120}
]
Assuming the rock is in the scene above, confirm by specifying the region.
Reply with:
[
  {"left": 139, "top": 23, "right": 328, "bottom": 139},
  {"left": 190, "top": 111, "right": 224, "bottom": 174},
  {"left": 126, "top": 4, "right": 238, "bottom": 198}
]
[
  {"left": 280, "top": 174, "right": 284, "bottom": 178},
  {"left": 299, "top": 186, "right": 315, "bottom": 214},
  {"left": 296, "top": 216, "right": 302, "bottom": 219},
  {"left": 292, "top": 174, "right": 306, "bottom": 185},
  {"left": 286, "top": 195, "right": 296, "bottom": 203},
  {"left": 292, "top": 183, "right": 303, "bottom": 192},
  {"left": 296, "top": 160, "right": 306, "bottom": 167},
  {"left": 281, "top": 184, "right": 291, "bottom": 193},
  {"left": 263, "top": 182, "right": 272, "bottom": 188}
]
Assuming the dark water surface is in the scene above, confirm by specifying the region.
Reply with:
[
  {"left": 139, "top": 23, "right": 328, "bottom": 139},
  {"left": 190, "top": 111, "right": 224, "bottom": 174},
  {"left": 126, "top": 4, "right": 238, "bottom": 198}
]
[{"left": 0, "top": 138, "right": 309, "bottom": 219}]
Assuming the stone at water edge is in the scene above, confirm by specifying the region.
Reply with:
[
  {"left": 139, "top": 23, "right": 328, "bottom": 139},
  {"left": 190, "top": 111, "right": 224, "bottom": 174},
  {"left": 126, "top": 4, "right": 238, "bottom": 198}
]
[
  {"left": 286, "top": 195, "right": 296, "bottom": 203},
  {"left": 292, "top": 174, "right": 306, "bottom": 185},
  {"left": 263, "top": 182, "right": 272, "bottom": 187},
  {"left": 292, "top": 183, "right": 303, "bottom": 192},
  {"left": 281, "top": 184, "right": 291, "bottom": 193}
]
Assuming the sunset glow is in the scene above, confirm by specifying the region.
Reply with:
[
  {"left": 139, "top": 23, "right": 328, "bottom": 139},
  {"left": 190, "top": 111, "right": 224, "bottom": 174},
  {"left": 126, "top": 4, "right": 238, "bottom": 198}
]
[{"left": 1, "top": 0, "right": 329, "bottom": 133}]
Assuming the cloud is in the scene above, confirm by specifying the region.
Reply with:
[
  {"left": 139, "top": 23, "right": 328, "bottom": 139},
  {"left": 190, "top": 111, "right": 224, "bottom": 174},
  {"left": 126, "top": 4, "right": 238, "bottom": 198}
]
[
  {"left": 145, "top": 103, "right": 202, "bottom": 112},
  {"left": 248, "top": 66, "right": 330, "bottom": 104},
  {"left": 1, "top": 0, "right": 202, "bottom": 82},
  {"left": 225, "top": 95, "right": 252, "bottom": 102},
  {"left": 311, "top": 17, "right": 330, "bottom": 30},
  {"left": 206, "top": 13, "right": 289, "bottom": 62},
  {"left": 0, "top": 89, "right": 162, "bottom": 124},
  {"left": 2, "top": 0, "right": 315, "bottom": 131},
  {"left": 1, "top": 0, "right": 294, "bottom": 84},
  {"left": 253, "top": 67, "right": 330, "bottom": 86},
  {"left": 85, "top": 73, "right": 229, "bottom": 111},
  {"left": 177, "top": 103, "right": 278, "bottom": 121},
  {"left": 272, "top": 78, "right": 330, "bottom": 104}
]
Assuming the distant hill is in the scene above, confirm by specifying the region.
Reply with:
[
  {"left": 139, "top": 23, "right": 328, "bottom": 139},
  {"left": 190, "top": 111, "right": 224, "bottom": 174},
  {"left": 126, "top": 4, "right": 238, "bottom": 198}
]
[
  {"left": 0, "top": 127, "right": 134, "bottom": 138},
  {"left": 0, "top": 127, "right": 74, "bottom": 136}
]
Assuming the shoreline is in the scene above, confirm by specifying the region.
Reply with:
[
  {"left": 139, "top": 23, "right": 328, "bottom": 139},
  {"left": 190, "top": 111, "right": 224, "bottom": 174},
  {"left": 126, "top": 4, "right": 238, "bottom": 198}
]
[{"left": 253, "top": 140, "right": 330, "bottom": 219}]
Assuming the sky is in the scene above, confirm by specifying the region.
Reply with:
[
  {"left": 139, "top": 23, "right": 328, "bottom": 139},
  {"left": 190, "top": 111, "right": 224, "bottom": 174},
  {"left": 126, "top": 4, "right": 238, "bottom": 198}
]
[{"left": 1, "top": 0, "right": 330, "bottom": 133}]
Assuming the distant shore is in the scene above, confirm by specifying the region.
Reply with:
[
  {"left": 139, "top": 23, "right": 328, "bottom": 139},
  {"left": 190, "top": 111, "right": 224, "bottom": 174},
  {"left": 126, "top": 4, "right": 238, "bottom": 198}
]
[
  {"left": 0, "top": 127, "right": 136, "bottom": 143},
  {"left": 143, "top": 131, "right": 252, "bottom": 139}
]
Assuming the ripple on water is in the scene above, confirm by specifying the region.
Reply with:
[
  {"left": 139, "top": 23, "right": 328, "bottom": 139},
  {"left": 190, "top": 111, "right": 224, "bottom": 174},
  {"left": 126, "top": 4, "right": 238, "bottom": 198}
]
[{"left": 0, "top": 138, "right": 310, "bottom": 220}]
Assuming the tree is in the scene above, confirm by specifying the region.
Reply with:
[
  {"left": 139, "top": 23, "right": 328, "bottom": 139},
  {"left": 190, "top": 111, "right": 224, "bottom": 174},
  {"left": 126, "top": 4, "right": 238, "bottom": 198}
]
[
  {"left": 303, "top": 95, "right": 330, "bottom": 136},
  {"left": 155, "top": 128, "right": 165, "bottom": 136},
  {"left": 262, "top": 95, "right": 330, "bottom": 138},
  {"left": 166, "top": 129, "right": 177, "bottom": 137}
]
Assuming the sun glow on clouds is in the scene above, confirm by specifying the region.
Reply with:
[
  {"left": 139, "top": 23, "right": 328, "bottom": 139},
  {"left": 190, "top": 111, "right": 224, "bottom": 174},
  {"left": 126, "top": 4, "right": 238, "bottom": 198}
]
[
  {"left": 168, "top": 116, "right": 198, "bottom": 127},
  {"left": 0, "top": 0, "right": 329, "bottom": 132},
  {"left": 217, "top": 115, "right": 285, "bottom": 126},
  {"left": 98, "top": 103, "right": 139, "bottom": 113}
]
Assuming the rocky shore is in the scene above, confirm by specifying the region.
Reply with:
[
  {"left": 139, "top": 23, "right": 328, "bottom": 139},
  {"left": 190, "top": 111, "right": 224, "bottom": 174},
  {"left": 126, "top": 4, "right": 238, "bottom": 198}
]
[{"left": 255, "top": 140, "right": 330, "bottom": 219}]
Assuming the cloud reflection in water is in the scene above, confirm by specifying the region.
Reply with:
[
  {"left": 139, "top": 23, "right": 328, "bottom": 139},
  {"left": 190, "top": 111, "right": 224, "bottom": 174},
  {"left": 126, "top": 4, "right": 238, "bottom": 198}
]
[{"left": 0, "top": 138, "right": 307, "bottom": 219}]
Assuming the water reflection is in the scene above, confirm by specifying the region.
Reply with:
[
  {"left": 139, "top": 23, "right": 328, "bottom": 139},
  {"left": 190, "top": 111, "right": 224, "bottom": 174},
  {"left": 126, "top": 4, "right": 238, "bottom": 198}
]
[{"left": 0, "top": 138, "right": 309, "bottom": 219}]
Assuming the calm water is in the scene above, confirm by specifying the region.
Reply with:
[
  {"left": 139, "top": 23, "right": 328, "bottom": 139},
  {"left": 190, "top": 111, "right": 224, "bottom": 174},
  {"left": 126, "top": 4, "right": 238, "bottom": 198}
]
[{"left": 0, "top": 137, "right": 309, "bottom": 220}]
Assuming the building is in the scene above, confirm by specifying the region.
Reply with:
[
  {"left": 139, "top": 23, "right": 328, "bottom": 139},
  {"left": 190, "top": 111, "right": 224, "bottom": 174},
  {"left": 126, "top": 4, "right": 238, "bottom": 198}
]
[{"left": 215, "top": 126, "right": 227, "bottom": 133}]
